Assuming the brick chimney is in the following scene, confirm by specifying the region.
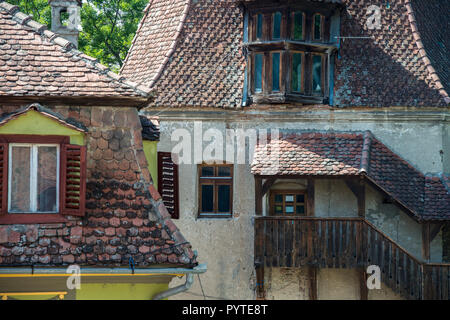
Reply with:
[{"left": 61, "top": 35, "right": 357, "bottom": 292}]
[{"left": 48, "top": 0, "right": 82, "bottom": 48}]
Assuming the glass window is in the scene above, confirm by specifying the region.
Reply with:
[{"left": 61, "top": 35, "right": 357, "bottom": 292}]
[
  {"left": 272, "top": 12, "right": 282, "bottom": 39},
  {"left": 270, "top": 191, "right": 306, "bottom": 216},
  {"left": 201, "top": 185, "right": 214, "bottom": 212},
  {"left": 312, "top": 55, "right": 323, "bottom": 94},
  {"left": 293, "top": 11, "right": 304, "bottom": 40},
  {"left": 199, "top": 164, "right": 233, "bottom": 217},
  {"left": 272, "top": 52, "right": 280, "bottom": 92},
  {"left": 9, "top": 144, "right": 59, "bottom": 213},
  {"left": 314, "top": 14, "right": 322, "bottom": 40},
  {"left": 256, "top": 14, "right": 263, "bottom": 39},
  {"left": 292, "top": 53, "right": 303, "bottom": 93},
  {"left": 254, "top": 53, "right": 263, "bottom": 93}
]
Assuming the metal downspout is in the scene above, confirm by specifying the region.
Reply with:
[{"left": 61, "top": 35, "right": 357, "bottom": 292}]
[{"left": 152, "top": 273, "right": 194, "bottom": 300}]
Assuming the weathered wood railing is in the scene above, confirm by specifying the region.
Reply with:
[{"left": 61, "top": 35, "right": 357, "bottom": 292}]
[{"left": 254, "top": 217, "right": 450, "bottom": 300}]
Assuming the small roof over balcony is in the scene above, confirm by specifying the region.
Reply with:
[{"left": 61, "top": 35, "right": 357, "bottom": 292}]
[{"left": 251, "top": 130, "right": 450, "bottom": 221}]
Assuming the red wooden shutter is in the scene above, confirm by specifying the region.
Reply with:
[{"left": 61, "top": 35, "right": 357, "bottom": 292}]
[
  {"left": 0, "top": 143, "right": 8, "bottom": 215},
  {"left": 61, "top": 144, "right": 86, "bottom": 216},
  {"left": 157, "top": 152, "right": 179, "bottom": 219}
]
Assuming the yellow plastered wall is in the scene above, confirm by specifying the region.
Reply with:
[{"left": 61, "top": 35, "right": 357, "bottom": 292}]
[
  {"left": 0, "top": 110, "right": 85, "bottom": 145},
  {"left": 75, "top": 283, "right": 169, "bottom": 300},
  {"left": 143, "top": 140, "right": 158, "bottom": 189}
]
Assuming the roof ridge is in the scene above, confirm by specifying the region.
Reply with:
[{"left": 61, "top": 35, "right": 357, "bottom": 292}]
[
  {"left": 359, "top": 130, "right": 373, "bottom": 175},
  {"left": 120, "top": 0, "right": 191, "bottom": 87},
  {"left": 0, "top": 0, "right": 152, "bottom": 98},
  {"left": 405, "top": 0, "right": 450, "bottom": 105}
]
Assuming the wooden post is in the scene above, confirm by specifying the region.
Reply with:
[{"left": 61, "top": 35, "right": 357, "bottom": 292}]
[
  {"left": 360, "top": 268, "right": 368, "bottom": 300},
  {"left": 422, "top": 223, "right": 431, "bottom": 262},
  {"left": 307, "top": 178, "right": 315, "bottom": 216},
  {"left": 255, "top": 265, "right": 265, "bottom": 299},
  {"left": 309, "top": 267, "right": 318, "bottom": 300},
  {"left": 357, "top": 182, "right": 365, "bottom": 218},
  {"left": 255, "top": 176, "right": 263, "bottom": 216}
]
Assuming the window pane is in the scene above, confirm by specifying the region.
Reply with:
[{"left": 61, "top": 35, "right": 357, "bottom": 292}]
[
  {"left": 272, "top": 52, "right": 280, "bottom": 92},
  {"left": 201, "top": 166, "right": 214, "bottom": 177},
  {"left": 218, "top": 185, "right": 231, "bottom": 213},
  {"left": 272, "top": 12, "right": 282, "bottom": 39},
  {"left": 254, "top": 54, "right": 263, "bottom": 92},
  {"left": 296, "top": 205, "right": 305, "bottom": 214},
  {"left": 285, "top": 195, "right": 294, "bottom": 203},
  {"left": 201, "top": 185, "right": 214, "bottom": 212},
  {"left": 292, "top": 53, "right": 302, "bottom": 93},
  {"left": 285, "top": 205, "right": 294, "bottom": 214},
  {"left": 297, "top": 194, "right": 305, "bottom": 203},
  {"left": 312, "top": 55, "right": 322, "bottom": 94},
  {"left": 10, "top": 146, "right": 31, "bottom": 212},
  {"left": 37, "top": 146, "right": 58, "bottom": 212},
  {"left": 293, "top": 12, "right": 303, "bottom": 40},
  {"left": 314, "top": 14, "right": 322, "bottom": 40},
  {"left": 218, "top": 166, "right": 231, "bottom": 177},
  {"left": 274, "top": 205, "right": 283, "bottom": 214},
  {"left": 274, "top": 194, "right": 283, "bottom": 203},
  {"left": 256, "top": 14, "right": 263, "bottom": 39}
]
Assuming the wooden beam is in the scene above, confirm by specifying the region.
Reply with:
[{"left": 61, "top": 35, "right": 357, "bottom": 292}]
[
  {"left": 262, "top": 177, "right": 276, "bottom": 196},
  {"left": 360, "top": 268, "right": 368, "bottom": 300},
  {"left": 309, "top": 267, "right": 318, "bottom": 300},
  {"left": 345, "top": 179, "right": 365, "bottom": 217},
  {"left": 255, "top": 266, "right": 265, "bottom": 300},
  {"left": 255, "top": 176, "right": 263, "bottom": 216},
  {"left": 422, "top": 223, "right": 431, "bottom": 262},
  {"left": 307, "top": 178, "right": 315, "bottom": 217},
  {"left": 430, "top": 223, "right": 443, "bottom": 242}
]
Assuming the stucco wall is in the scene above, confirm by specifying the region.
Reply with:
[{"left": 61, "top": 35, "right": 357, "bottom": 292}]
[{"left": 157, "top": 112, "right": 447, "bottom": 300}]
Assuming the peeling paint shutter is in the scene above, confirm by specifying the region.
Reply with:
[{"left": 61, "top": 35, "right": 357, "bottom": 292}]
[
  {"left": 157, "top": 152, "right": 179, "bottom": 219},
  {"left": 61, "top": 144, "right": 86, "bottom": 216},
  {"left": 0, "top": 143, "right": 7, "bottom": 215}
]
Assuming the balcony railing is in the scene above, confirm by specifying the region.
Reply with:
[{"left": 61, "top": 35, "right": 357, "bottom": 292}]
[{"left": 254, "top": 216, "right": 450, "bottom": 300}]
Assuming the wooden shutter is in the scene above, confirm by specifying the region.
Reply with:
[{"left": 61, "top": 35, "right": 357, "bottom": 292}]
[
  {"left": 157, "top": 152, "right": 179, "bottom": 219},
  {"left": 0, "top": 143, "right": 7, "bottom": 215},
  {"left": 60, "top": 144, "right": 86, "bottom": 216}
]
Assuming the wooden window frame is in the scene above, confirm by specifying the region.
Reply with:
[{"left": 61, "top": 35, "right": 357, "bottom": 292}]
[
  {"left": 8, "top": 143, "right": 60, "bottom": 214},
  {"left": 291, "top": 11, "right": 306, "bottom": 41},
  {"left": 198, "top": 163, "right": 233, "bottom": 218},
  {"left": 269, "top": 189, "right": 307, "bottom": 216},
  {"left": 0, "top": 134, "right": 85, "bottom": 224},
  {"left": 246, "top": 4, "right": 336, "bottom": 105},
  {"left": 291, "top": 51, "right": 305, "bottom": 94}
]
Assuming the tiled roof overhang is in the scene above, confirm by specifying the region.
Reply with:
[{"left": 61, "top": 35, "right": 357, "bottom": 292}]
[
  {"left": 0, "top": 1, "right": 153, "bottom": 106},
  {"left": 251, "top": 131, "right": 450, "bottom": 221}
]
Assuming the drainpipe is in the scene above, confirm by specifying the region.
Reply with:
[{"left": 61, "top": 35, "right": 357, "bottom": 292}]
[
  {"left": 152, "top": 250, "right": 200, "bottom": 300},
  {"left": 152, "top": 272, "right": 194, "bottom": 300}
]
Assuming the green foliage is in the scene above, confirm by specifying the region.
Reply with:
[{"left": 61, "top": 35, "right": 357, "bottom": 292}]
[{"left": 9, "top": 0, "right": 148, "bottom": 73}]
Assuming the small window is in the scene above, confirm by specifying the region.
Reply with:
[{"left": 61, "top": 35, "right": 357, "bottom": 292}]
[
  {"left": 270, "top": 190, "right": 306, "bottom": 216},
  {"left": 272, "top": 12, "right": 282, "bottom": 39},
  {"left": 256, "top": 13, "right": 263, "bottom": 40},
  {"left": 272, "top": 52, "right": 281, "bottom": 92},
  {"left": 198, "top": 164, "right": 233, "bottom": 217},
  {"left": 293, "top": 11, "right": 304, "bottom": 40},
  {"left": 313, "top": 14, "right": 323, "bottom": 40},
  {"left": 312, "top": 54, "right": 323, "bottom": 95},
  {"left": 291, "top": 52, "right": 303, "bottom": 93},
  {"left": 9, "top": 144, "right": 59, "bottom": 213},
  {"left": 254, "top": 53, "right": 264, "bottom": 93}
]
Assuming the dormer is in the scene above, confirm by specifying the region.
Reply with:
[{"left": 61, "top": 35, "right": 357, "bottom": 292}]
[{"left": 243, "top": 0, "right": 342, "bottom": 105}]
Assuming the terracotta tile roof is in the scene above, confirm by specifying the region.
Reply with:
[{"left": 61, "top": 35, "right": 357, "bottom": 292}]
[
  {"left": 120, "top": 0, "right": 190, "bottom": 88},
  {"left": 121, "top": 0, "right": 449, "bottom": 108},
  {"left": 0, "top": 1, "right": 151, "bottom": 102},
  {"left": 140, "top": 115, "right": 160, "bottom": 141},
  {"left": 251, "top": 131, "right": 450, "bottom": 221}
]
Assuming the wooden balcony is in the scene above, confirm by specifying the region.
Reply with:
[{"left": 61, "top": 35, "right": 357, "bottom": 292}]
[{"left": 254, "top": 216, "right": 450, "bottom": 300}]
